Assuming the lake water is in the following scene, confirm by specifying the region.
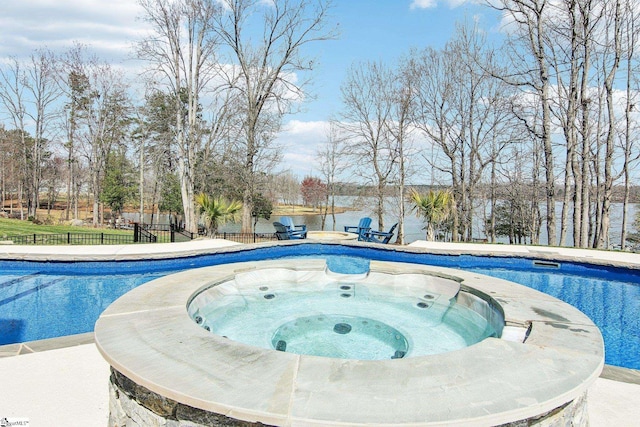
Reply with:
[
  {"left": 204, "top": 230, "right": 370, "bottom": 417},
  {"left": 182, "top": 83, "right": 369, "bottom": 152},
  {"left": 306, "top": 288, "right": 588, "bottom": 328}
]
[
  {"left": 123, "top": 197, "right": 637, "bottom": 245},
  {"left": 219, "top": 197, "right": 638, "bottom": 246}
]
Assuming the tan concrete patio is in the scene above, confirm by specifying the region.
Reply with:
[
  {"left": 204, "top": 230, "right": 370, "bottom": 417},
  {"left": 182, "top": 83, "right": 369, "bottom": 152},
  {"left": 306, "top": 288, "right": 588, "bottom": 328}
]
[{"left": 0, "top": 339, "right": 638, "bottom": 426}]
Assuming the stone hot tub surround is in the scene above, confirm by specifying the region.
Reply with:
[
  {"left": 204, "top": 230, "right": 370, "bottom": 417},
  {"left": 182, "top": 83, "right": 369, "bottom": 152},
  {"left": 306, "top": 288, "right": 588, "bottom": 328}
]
[{"left": 95, "top": 257, "right": 604, "bottom": 426}]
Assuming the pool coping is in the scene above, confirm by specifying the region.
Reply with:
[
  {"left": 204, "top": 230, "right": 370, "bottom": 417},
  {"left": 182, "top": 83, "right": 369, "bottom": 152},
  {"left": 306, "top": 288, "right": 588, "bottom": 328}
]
[
  {"left": 3, "top": 332, "right": 637, "bottom": 384},
  {"left": 3, "top": 238, "right": 640, "bottom": 270},
  {"left": 1, "top": 331, "right": 635, "bottom": 375},
  {"left": 407, "top": 240, "right": 640, "bottom": 270},
  {"left": 94, "top": 257, "right": 605, "bottom": 426}
]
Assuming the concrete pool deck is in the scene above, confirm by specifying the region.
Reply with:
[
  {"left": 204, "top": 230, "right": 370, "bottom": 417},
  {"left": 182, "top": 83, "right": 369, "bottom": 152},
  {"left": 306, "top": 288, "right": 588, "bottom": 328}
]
[
  {"left": 0, "top": 237, "right": 242, "bottom": 259},
  {"left": 408, "top": 240, "right": 640, "bottom": 268},
  {"left": 0, "top": 336, "right": 636, "bottom": 426},
  {"left": 1, "top": 239, "right": 639, "bottom": 425}
]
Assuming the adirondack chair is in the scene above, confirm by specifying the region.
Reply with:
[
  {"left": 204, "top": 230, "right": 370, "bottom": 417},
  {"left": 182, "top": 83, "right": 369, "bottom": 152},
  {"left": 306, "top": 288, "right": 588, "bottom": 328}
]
[
  {"left": 273, "top": 221, "right": 306, "bottom": 239},
  {"left": 279, "top": 216, "right": 307, "bottom": 238},
  {"left": 344, "top": 217, "right": 372, "bottom": 241},
  {"left": 365, "top": 223, "right": 398, "bottom": 244}
]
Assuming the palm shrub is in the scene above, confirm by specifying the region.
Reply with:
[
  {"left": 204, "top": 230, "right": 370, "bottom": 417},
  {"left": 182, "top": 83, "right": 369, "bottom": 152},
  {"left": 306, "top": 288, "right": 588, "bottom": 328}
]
[
  {"left": 410, "top": 189, "right": 453, "bottom": 241},
  {"left": 195, "top": 193, "right": 243, "bottom": 236}
]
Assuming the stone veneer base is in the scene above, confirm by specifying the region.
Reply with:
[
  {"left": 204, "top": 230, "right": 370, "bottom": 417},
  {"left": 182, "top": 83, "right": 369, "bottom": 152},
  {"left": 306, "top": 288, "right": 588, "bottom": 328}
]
[
  {"left": 109, "top": 368, "right": 589, "bottom": 427},
  {"left": 109, "top": 368, "right": 271, "bottom": 427}
]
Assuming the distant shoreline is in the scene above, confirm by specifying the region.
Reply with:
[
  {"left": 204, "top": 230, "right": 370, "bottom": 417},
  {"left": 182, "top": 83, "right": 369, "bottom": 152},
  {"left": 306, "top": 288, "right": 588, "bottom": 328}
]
[{"left": 272, "top": 205, "right": 351, "bottom": 216}]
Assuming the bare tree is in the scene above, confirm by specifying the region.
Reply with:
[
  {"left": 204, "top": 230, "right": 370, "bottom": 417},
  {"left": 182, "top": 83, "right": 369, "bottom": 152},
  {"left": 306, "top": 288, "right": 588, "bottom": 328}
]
[
  {"left": 0, "top": 49, "right": 61, "bottom": 218},
  {"left": 387, "top": 56, "right": 417, "bottom": 244},
  {"left": 412, "top": 47, "right": 461, "bottom": 238},
  {"left": 413, "top": 23, "right": 514, "bottom": 241},
  {"left": 318, "top": 121, "right": 346, "bottom": 230},
  {"left": 548, "top": 0, "right": 581, "bottom": 246},
  {"left": 76, "top": 63, "right": 131, "bottom": 226},
  {"left": 620, "top": 0, "right": 640, "bottom": 249},
  {"left": 593, "top": 0, "right": 622, "bottom": 248},
  {"left": 0, "top": 126, "right": 22, "bottom": 215},
  {"left": 213, "top": 0, "right": 335, "bottom": 232},
  {"left": 540, "top": 0, "right": 604, "bottom": 247},
  {"left": 339, "top": 61, "right": 397, "bottom": 229},
  {"left": 41, "top": 156, "right": 65, "bottom": 216},
  {"left": 137, "top": 0, "right": 224, "bottom": 233},
  {"left": 268, "top": 172, "right": 300, "bottom": 207},
  {"left": 24, "top": 49, "right": 62, "bottom": 218},
  {"left": 573, "top": 0, "right": 599, "bottom": 248},
  {"left": 0, "top": 127, "right": 6, "bottom": 210},
  {"left": 490, "top": 0, "right": 557, "bottom": 245},
  {"left": 0, "top": 58, "right": 28, "bottom": 219},
  {"left": 57, "top": 44, "right": 99, "bottom": 221}
]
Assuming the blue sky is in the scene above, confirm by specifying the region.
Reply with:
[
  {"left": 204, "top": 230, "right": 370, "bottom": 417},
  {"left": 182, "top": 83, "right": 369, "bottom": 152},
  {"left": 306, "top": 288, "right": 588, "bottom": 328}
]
[
  {"left": 281, "top": 1, "right": 502, "bottom": 177},
  {"left": 0, "top": 0, "right": 503, "bottom": 177},
  {"left": 298, "top": 1, "right": 499, "bottom": 122}
]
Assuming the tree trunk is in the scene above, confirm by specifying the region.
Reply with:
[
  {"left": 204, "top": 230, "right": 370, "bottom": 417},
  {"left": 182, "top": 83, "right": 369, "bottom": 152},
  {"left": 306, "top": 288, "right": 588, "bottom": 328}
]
[
  {"left": 139, "top": 142, "right": 144, "bottom": 225},
  {"left": 620, "top": 7, "right": 635, "bottom": 250},
  {"left": 597, "top": 0, "right": 621, "bottom": 249},
  {"left": 541, "top": 59, "right": 556, "bottom": 246}
]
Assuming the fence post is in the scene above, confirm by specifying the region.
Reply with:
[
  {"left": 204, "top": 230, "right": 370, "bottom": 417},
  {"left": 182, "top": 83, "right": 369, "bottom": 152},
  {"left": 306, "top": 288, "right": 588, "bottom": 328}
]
[
  {"left": 101, "top": 233, "right": 104, "bottom": 245},
  {"left": 67, "top": 232, "right": 71, "bottom": 244},
  {"left": 133, "top": 223, "right": 139, "bottom": 242},
  {"left": 33, "top": 234, "right": 36, "bottom": 244},
  {"left": 171, "top": 229, "right": 175, "bottom": 243}
]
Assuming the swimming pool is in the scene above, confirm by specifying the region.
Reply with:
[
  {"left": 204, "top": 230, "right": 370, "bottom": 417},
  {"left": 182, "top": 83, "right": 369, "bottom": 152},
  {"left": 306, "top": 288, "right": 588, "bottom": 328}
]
[{"left": 1, "top": 243, "right": 638, "bottom": 370}]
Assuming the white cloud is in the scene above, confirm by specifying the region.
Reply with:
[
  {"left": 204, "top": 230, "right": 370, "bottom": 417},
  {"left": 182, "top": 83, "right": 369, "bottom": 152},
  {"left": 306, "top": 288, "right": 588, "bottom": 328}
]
[
  {"left": 0, "top": 0, "right": 149, "bottom": 62},
  {"left": 274, "top": 120, "right": 330, "bottom": 177},
  {"left": 410, "top": 0, "right": 473, "bottom": 9},
  {"left": 410, "top": 0, "right": 438, "bottom": 9}
]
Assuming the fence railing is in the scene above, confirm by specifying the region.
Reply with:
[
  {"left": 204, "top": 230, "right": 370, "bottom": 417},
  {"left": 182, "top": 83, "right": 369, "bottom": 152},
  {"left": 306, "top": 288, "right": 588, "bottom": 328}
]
[
  {"left": 135, "top": 224, "right": 278, "bottom": 244},
  {"left": 0, "top": 225, "right": 278, "bottom": 246},
  {"left": 134, "top": 223, "right": 158, "bottom": 243},
  {"left": 1, "top": 232, "right": 137, "bottom": 245},
  {"left": 210, "top": 232, "right": 278, "bottom": 244}
]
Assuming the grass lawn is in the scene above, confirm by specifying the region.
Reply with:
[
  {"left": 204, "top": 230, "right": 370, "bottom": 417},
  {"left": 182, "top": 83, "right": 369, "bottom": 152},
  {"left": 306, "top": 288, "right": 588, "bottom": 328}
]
[
  {"left": 0, "top": 203, "right": 338, "bottom": 245},
  {"left": 0, "top": 217, "right": 131, "bottom": 237}
]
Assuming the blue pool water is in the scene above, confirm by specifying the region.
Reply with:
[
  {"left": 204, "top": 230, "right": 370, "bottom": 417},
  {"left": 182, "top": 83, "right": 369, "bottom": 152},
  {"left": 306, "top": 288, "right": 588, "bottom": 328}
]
[
  {"left": 0, "top": 271, "right": 166, "bottom": 344},
  {"left": 0, "top": 244, "right": 638, "bottom": 369}
]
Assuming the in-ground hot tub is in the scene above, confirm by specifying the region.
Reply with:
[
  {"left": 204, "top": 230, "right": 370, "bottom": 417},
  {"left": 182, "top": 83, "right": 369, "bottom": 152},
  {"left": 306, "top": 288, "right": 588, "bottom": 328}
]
[
  {"left": 188, "top": 259, "right": 498, "bottom": 360},
  {"left": 95, "top": 251, "right": 603, "bottom": 426},
  {"left": 306, "top": 230, "right": 358, "bottom": 240}
]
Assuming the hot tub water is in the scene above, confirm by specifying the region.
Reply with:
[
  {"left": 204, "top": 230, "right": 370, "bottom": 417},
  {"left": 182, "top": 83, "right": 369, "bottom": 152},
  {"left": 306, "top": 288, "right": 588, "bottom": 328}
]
[{"left": 188, "top": 257, "right": 498, "bottom": 360}]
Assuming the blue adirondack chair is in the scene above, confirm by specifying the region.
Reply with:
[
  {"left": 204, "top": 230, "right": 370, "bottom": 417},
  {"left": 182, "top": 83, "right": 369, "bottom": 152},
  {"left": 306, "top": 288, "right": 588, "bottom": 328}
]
[
  {"left": 273, "top": 222, "right": 292, "bottom": 240},
  {"left": 344, "top": 217, "right": 372, "bottom": 241},
  {"left": 279, "top": 216, "right": 307, "bottom": 238},
  {"left": 365, "top": 223, "right": 398, "bottom": 244},
  {"left": 274, "top": 221, "right": 307, "bottom": 239}
]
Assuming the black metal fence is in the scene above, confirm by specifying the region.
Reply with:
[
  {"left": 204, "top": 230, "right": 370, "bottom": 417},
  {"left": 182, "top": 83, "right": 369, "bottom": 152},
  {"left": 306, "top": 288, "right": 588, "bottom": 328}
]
[
  {"left": 211, "top": 232, "right": 278, "bottom": 244},
  {"left": 135, "top": 224, "right": 278, "bottom": 244},
  {"left": 0, "top": 224, "right": 278, "bottom": 246},
  {"left": 1, "top": 232, "right": 137, "bottom": 245}
]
